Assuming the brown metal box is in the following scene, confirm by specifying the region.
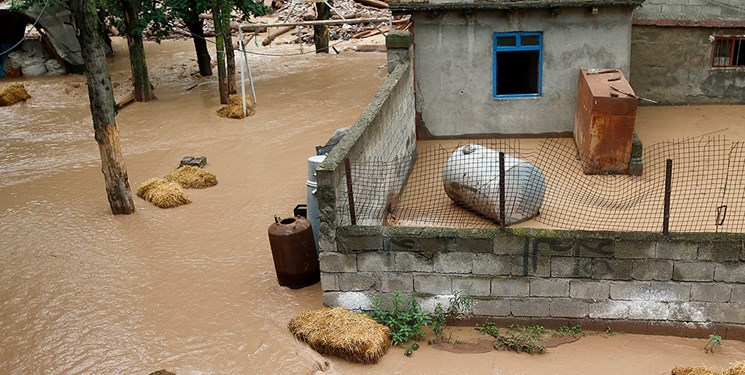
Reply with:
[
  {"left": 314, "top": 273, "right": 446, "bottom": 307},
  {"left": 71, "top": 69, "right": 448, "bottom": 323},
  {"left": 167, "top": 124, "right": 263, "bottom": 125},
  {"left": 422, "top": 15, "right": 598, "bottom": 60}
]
[{"left": 573, "top": 69, "right": 638, "bottom": 175}]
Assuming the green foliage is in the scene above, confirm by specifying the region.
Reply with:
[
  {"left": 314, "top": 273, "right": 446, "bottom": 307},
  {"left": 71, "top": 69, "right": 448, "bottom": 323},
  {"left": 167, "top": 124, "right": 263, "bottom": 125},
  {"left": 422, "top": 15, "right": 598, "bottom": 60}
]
[
  {"left": 367, "top": 292, "right": 430, "bottom": 346},
  {"left": 477, "top": 323, "right": 547, "bottom": 354},
  {"left": 704, "top": 334, "right": 722, "bottom": 353},
  {"left": 429, "top": 289, "right": 474, "bottom": 344},
  {"left": 552, "top": 325, "right": 583, "bottom": 338}
]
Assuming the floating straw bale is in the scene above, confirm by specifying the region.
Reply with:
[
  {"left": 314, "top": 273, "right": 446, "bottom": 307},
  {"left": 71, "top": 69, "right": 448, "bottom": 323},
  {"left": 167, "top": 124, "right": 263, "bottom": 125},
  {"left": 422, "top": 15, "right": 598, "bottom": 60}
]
[
  {"left": 288, "top": 307, "right": 391, "bottom": 364},
  {"left": 136, "top": 178, "right": 191, "bottom": 208},
  {"left": 724, "top": 361, "right": 745, "bottom": 375},
  {"left": 216, "top": 94, "right": 255, "bottom": 119},
  {"left": 165, "top": 165, "right": 218, "bottom": 189},
  {"left": 0, "top": 83, "right": 31, "bottom": 106},
  {"left": 671, "top": 367, "right": 718, "bottom": 375},
  {"left": 147, "top": 370, "right": 176, "bottom": 375}
]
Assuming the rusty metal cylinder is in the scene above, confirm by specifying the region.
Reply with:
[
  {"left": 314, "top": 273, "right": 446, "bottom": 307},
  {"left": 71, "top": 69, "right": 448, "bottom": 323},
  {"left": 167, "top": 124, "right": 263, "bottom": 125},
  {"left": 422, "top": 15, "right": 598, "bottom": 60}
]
[{"left": 268, "top": 216, "right": 319, "bottom": 289}]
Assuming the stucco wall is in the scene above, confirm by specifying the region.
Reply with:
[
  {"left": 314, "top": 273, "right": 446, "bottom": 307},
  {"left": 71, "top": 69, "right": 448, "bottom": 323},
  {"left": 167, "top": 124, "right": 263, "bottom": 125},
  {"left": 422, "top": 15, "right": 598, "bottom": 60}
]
[
  {"left": 634, "top": 0, "right": 744, "bottom": 21},
  {"left": 411, "top": 7, "right": 633, "bottom": 137},
  {"left": 322, "top": 226, "right": 745, "bottom": 338},
  {"left": 630, "top": 26, "right": 745, "bottom": 105}
]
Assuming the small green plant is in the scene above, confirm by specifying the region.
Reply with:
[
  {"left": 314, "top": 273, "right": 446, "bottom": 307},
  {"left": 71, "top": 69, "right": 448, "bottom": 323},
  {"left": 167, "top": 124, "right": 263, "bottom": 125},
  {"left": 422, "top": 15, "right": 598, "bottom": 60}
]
[
  {"left": 704, "top": 334, "right": 722, "bottom": 353},
  {"left": 604, "top": 325, "right": 617, "bottom": 337},
  {"left": 429, "top": 289, "right": 474, "bottom": 344},
  {"left": 402, "top": 341, "right": 420, "bottom": 356},
  {"left": 477, "top": 323, "right": 547, "bottom": 354},
  {"left": 367, "top": 292, "right": 430, "bottom": 346},
  {"left": 552, "top": 325, "right": 583, "bottom": 338}
]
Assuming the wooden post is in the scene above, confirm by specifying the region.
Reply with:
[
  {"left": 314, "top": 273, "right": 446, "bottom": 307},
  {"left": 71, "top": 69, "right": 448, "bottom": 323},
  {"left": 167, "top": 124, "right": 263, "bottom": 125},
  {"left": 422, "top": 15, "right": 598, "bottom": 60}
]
[
  {"left": 344, "top": 158, "right": 357, "bottom": 225},
  {"left": 663, "top": 159, "right": 673, "bottom": 235},
  {"left": 499, "top": 151, "right": 506, "bottom": 230},
  {"left": 121, "top": 0, "right": 156, "bottom": 102},
  {"left": 211, "top": 0, "right": 228, "bottom": 104},
  {"left": 71, "top": 0, "right": 135, "bottom": 214},
  {"left": 314, "top": 0, "right": 332, "bottom": 53}
]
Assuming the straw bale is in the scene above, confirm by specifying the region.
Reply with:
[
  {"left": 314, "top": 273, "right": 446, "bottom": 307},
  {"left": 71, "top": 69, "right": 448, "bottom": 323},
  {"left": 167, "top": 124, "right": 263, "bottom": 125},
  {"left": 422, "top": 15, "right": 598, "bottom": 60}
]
[
  {"left": 671, "top": 367, "right": 718, "bottom": 375},
  {"left": 216, "top": 94, "right": 255, "bottom": 119},
  {"left": 0, "top": 83, "right": 31, "bottom": 106},
  {"left": 724, "top": 361, "right": 745, "bottom": 375},
  {"left": 165, "top": 166, "right": 218, "bottom": 189},
  {"left": 136, "top": 178, "right": 191, "bottom": 208},
  {"left": 147, "top": 370, "right": 176, "bottom": 375},
  {"left": 288, "top": 307, "right": 391, "bottom": 364}
]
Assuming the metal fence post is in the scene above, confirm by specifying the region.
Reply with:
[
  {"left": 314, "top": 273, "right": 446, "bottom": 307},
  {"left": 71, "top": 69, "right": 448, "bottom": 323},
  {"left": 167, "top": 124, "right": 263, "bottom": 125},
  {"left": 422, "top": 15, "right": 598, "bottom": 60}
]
[
  {"left": 344, "top": 158, "right": 357, "bottom": 225},
  {"left": 499, "top": 151, "right": 506, "bottom": 231},
  {"left": 663, "top": 159, "right": 673, "bottom": 235}
]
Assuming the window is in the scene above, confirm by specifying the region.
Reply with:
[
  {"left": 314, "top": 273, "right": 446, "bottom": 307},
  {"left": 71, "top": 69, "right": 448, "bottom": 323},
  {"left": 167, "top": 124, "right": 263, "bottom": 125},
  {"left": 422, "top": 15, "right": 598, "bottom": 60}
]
[
  {"left": 712, "top": 36, "right": 744, "bottom": 68},
  {"left": 493, "top": 32, "right": 542, "bottom": 98}
]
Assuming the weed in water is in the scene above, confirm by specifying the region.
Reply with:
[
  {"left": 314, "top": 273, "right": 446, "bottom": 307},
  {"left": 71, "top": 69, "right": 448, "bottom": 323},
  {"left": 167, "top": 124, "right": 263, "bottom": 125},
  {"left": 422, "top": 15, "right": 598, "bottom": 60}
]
[
  {"left": 704, "top": 334, "right": 722, "bottom": 353},
  {"left": 553, "top": 325, "right": 583, "bottom": 338},
  {"left": 429, "top": 289, "right": 474, "bottom": 344},
  {"left": 477, "top": 323, "right": 547, "bottom": 354},
  {"left": 367, "top": 292, "right": 430, "bottom": 346}
]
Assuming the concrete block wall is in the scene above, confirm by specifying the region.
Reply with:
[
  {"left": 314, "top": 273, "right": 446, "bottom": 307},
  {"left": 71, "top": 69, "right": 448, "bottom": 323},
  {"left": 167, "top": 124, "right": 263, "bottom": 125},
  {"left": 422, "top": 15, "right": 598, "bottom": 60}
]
[
  {"left": 634, "top": 0, "right": 744, "bottom": 21},
  {"left": 322, "top": 226, "right": 745, "bottom": 338}
]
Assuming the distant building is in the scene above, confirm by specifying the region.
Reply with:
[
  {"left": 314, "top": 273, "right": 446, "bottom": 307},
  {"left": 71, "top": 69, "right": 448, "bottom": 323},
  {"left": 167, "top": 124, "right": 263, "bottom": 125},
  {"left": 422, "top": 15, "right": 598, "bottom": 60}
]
[
  {"left": 389, "top": 0, "right": 645, "bottom": 138},
  {"left": 631, "top": 0, "right": 745, "bottom": 104}
]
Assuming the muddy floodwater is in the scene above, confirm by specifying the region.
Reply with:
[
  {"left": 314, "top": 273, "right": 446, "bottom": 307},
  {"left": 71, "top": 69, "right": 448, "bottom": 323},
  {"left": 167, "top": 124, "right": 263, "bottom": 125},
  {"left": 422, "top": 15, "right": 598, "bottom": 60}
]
[{"left": 2, "top": 39, "right": 745, "bottom": 374}]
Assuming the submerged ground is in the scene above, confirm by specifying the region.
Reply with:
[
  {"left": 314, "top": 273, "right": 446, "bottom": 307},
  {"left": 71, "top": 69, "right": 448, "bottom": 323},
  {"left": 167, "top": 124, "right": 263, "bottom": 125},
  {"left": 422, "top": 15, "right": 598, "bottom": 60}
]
[{"left": 1, "top": 37, "right": 745, "bottom": 374}]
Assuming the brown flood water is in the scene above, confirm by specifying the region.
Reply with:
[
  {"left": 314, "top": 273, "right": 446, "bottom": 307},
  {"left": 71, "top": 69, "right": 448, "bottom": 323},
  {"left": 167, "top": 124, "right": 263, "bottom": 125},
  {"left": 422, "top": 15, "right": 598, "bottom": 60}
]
[{"left": 2, "top": 38, "right": 745, "bottom": 374}]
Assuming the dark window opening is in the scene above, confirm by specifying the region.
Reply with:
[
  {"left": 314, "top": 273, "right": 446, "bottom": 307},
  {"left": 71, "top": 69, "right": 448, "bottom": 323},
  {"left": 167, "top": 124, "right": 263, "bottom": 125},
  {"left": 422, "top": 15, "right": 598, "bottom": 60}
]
[
  {"left": 496, "top": 51, "right": 540, "bottom": 95},
  {"left": 712, "top": 36, "right": 744, "bottom": 68}
]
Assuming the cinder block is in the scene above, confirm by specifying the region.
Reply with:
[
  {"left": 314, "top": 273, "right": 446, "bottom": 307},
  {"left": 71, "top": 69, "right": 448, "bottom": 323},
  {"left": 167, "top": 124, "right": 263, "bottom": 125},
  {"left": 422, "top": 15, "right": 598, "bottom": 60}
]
[
  {"left": 472, "top": 299, "right": 511, "bottom": 317},
  {"left": 714, "top": 263, "right": 745, "bottom": 283},
  {"left": 708, "top": 303, "right": 745, "bottom": 324},
  {"left": 420, "top": 237, "right": 456, "bottom": 253},
  {"left": 337, "top": 235, "right": 383, "bottom": 252},
  {"left": 323, "top": 291, "right": 373, "bottom": 310},
  {"left": 338, "top": 272, "right": 376, "bottom": 291},
  {"left": 319, "top": 252, "right": 357, "bottom": 272},
  {"left": 632, "top": 259, "right": 673, "bottom": 281},
  {"left": 452, "top": 277, "right": 490, "bottom": 297},
  {"left": 628, "top": 301, "right": 671, "bottom": 320},
  {"left": 649, "top": 282, "right": 691, "bottom": 302},
  {"left": 434, "top": 252, "right": 473, "bottom": 274},
  {"left": 673, "top": 262, "right": 715, "bottom": 281},
  {"left": 589, "top": 301, "right": 629, "bottom": 319},
  {"left": 491, "top": 278, "right": 530, "bottom": 297},
  {"left": 413, "top": 274, "right": 451, "bottom": 295},
  {"left": 698, "top": 242, "right": 741, "bottom": 261},
  {"left": 530, "top": 278, "right": 570, "bottom": 297},
  {"left": 691, "top": 284, "right": 731, "bottom": 302},
  {"left": 394, "top": 252, "right": 433, "bottom": 272},
  {"left": 731, "top": 285, "right": 745, "bottom": 303},
  {"left": 592, "top": 259, "right": 632, "bottom": 280},
  {"left": 523, "top": 253, "right": 551, "bottom": 277},
  {"left": 657, "top": 241, "right": 697, "bottom": 260},
  {"left": 610, "top": 281, "right": 650, "bottom": 301},
  {"left": 550, "top": 299, "right": 589, "bottom": 318},
  {"left": 358, "top": 252, "right": 393, "bottom": 272},
  {"left": 576, "top": 239, "right": 614, "bottom": 258},
  {"left": 494, "top": 236, "right": 529, "bottom": 255},
  {"left": 511, "top": 299, "right": 550, "bottom": 317},
  {"left": 385, "top": 236, "right": 420, "bottom": 252},
  {"left": 377, "top": 272, "right": 413, "bottom": 293},
  {"left": 570, "top": 280, "right": 610, "bottom": 300},
  {"left": 320, "top": 272, "right": 339, "bottom": 291},
  {"left": 472, "top": 254, "right": 514, "bottom": 275},
  {"left": 551, "top": 257, "right": 591, "bottom": 278},
  {"left": 457, "top": 237, "right": 493, "bottom": 253},
  {"left": 614, "top": 240, "right": 655, "bottom": 259}
]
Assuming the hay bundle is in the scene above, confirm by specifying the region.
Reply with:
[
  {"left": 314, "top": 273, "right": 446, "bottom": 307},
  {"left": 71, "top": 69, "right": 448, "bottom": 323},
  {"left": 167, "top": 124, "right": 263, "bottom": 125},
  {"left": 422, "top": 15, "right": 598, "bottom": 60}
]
[
  {"left": 724, "top": 361, "right": 745, "bottom": 375},
  {"left": 216, "top": 94, "right": 255, "bottom": 119},
  {"left": 136, "top": 178, "right": 191, "bottom": 208},
  {"left": 0, "top": 83, "right": 31, "bottom": 106},
  {"left": 671, "top": 367, "right": 718, "bottom": 375},
  {"left": 288, "top": 307, "right": 391, "bottom": 364},
  {"left": 165, "top": 166, "right": 217, "bottom": 189}
]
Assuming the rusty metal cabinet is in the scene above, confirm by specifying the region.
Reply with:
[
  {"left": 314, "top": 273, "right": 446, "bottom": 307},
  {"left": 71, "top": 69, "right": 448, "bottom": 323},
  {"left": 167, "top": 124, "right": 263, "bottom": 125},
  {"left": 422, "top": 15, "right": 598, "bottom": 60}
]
[{"left": 573, "top": 69, "right": 638, "bottom": 175}]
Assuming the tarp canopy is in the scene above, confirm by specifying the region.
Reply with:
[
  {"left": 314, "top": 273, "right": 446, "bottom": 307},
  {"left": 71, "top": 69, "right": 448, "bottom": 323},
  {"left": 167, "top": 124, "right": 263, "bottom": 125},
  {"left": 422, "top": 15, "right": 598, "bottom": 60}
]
[{"left": 0, "top": 0, "right": 83, "bottom": 66}]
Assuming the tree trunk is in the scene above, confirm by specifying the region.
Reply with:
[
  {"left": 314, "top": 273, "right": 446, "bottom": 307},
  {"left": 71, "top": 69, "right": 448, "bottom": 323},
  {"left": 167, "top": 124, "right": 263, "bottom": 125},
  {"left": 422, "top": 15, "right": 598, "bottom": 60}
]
[
  {"left": 314, "top": 1, "right": 331, "bottom": 53},
  {"left": 221, "top": 0, "right": 236, "bottom": 95},
  {"left": 185, "top": 17, "right": 212, "bottom": 76},
  {"left": 71, "top": 0, "right": 136, "bottom": 215},
  {"left": 122, "top": 0, "right": 156, "bottom": 102},
  {"left": 211, "top": 0, "right": 228, "bottom": 104}
]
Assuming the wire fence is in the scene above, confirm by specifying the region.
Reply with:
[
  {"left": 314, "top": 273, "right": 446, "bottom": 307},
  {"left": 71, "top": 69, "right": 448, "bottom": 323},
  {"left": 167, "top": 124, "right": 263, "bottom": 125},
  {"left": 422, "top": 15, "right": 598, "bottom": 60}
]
[{"left": 336, "top": 136, "right": 745, "bottom": 233}]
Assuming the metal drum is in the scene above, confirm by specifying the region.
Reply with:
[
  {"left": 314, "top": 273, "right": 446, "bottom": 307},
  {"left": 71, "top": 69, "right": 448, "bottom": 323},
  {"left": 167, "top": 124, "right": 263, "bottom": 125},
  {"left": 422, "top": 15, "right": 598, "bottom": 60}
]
[{"left": 268, "top": 216, "right": 320, "bottom": 289}]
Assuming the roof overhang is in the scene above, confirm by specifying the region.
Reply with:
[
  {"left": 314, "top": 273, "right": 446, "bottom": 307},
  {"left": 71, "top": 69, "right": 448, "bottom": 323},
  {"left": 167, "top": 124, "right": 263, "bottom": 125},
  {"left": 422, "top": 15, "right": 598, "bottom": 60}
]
[{"left": 390, "top": 0, "right": 645, "bottom": 12}]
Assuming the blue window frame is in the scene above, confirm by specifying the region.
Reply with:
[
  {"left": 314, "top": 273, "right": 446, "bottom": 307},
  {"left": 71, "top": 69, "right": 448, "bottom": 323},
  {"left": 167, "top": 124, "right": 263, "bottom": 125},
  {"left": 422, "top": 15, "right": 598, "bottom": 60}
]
[{"left": 493, "top": 32, "right": 543, "bottom": 99}]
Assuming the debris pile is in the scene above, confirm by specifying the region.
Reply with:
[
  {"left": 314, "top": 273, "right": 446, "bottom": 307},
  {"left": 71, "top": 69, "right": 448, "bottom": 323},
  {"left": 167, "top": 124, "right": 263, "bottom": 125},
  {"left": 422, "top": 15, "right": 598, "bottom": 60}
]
[
  {"left": 216, "top": 94, "right": 255, "bottom": 119},
  {"left": 165, "top": 165, "right": 218, "bottom": 189},
  {"left": 136, "top": 178, "right": 192, "bottom": 209},
  {"left": 288, "top": 307, "right": 391, "bottom": 364},
  {"left": 2, "top": 40, "right": 68, "bottom": 77},
  {"left": 0, "top": 82, "right": 31, "bottom": 106}
]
